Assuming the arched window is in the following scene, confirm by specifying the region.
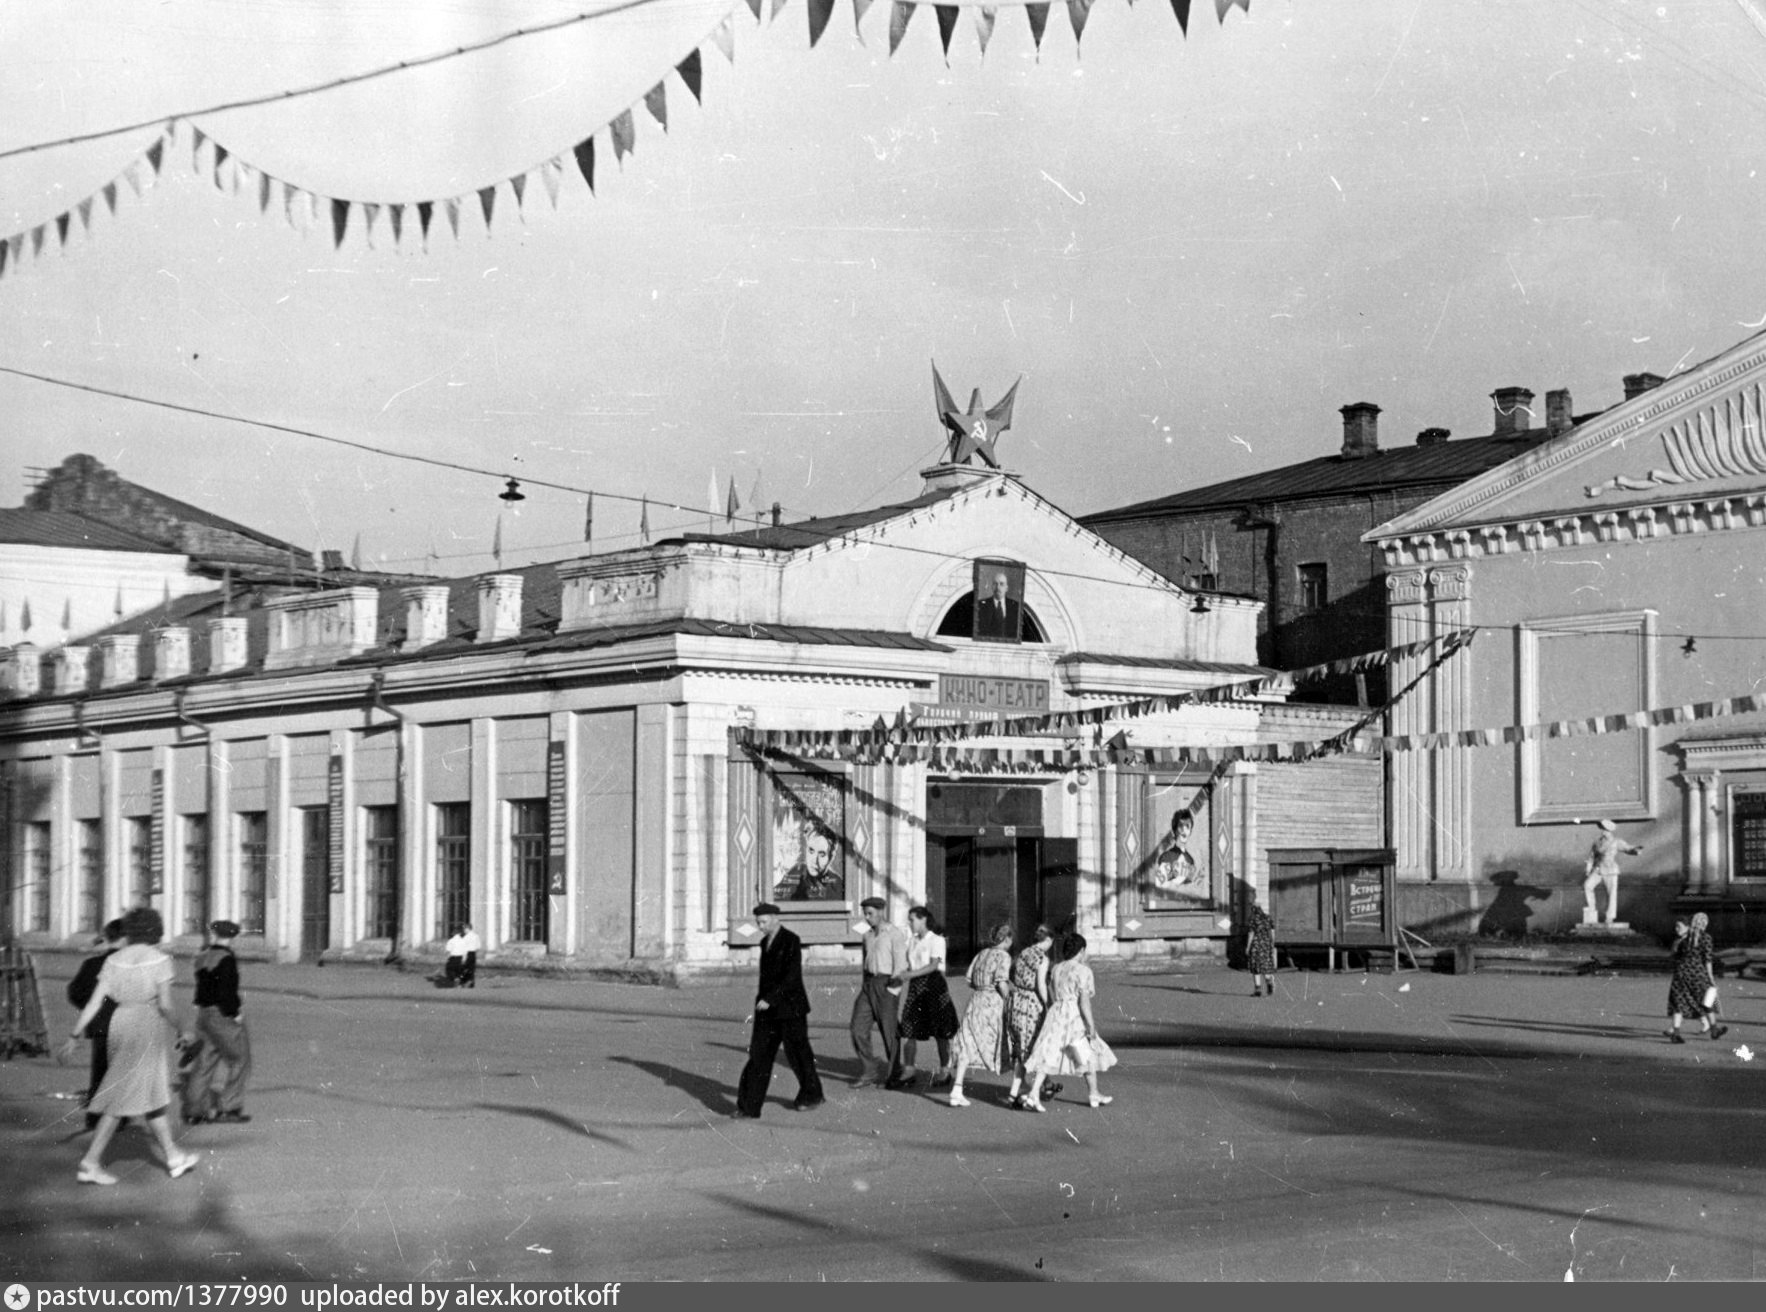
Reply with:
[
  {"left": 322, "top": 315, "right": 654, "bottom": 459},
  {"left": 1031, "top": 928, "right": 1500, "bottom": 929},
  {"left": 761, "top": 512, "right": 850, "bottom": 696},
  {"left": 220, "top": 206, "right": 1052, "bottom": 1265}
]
[{"left": 935, "top": 591, "right": 1046, "bottom": 642}]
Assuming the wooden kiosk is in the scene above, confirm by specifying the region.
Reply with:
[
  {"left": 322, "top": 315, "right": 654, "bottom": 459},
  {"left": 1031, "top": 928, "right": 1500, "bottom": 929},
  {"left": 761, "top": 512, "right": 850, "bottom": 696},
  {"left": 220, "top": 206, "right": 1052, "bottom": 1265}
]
[{"left": 1266, "top": 847, "right": 1402, "bottom": 972}]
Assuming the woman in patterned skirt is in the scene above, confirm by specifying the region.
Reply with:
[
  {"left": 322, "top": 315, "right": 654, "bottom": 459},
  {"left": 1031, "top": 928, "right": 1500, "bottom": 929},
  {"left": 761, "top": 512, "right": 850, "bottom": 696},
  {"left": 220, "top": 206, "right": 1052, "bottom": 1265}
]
[
  {"left": 67, "top": 907, "right": 200, "bottom": 1185},
  {"left": 1021, "top": 933, "right": 1117, "bottom": 1111},
  {"left": 1245, "top": 896, "right": 1277, "bottom": 997},
  {"left": 1666, "top": 912, "right": 1726, "bottom": 1043},
  {"left": 1004, "top": 924, "right": 1059, "bottom": 1109},
  {"left": 895, "top": 906, "right": 961, "bottom": 1085},
  {"left": 947, "top": 922, "right": 1014, "bottom": 1107}
]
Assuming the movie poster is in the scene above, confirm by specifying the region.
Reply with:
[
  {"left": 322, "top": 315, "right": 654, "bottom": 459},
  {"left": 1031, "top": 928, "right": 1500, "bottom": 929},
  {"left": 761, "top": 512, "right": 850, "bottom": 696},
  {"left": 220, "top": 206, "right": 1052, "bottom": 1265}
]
[
  {"left": 1141, "top": 782, "right": 1213, "bottom": 910},
  {"left": 769, "top": 772, "right": 847, "bottom": 902}
]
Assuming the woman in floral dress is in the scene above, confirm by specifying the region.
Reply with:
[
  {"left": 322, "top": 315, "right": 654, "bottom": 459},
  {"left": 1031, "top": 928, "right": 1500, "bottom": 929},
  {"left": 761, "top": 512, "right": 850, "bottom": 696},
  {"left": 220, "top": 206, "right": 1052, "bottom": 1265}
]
[
  {"left": 1004, "top": 923, "right": 1056, "bottom": 1108},
  {"left": 947, "top": 922, "right": 1014, "bottom": 1107},
  {"left": 1245, "top": 896, "right": 1277, "bottom": 997},
  {"left": 1666, "top": 912, "right": 1726, "bottom": 1043},
  {"left": 1022, "top": 933, "right": 1117, "bottom": 1110}
]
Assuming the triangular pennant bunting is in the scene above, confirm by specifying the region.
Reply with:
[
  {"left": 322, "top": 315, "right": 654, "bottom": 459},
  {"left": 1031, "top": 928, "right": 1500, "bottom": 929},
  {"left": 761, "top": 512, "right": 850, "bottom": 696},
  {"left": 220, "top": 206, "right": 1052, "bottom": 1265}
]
[
  {"left": 445, "top": 197, "right": 461, "bottom": 238},
  {"left": 213, "top": 143, "right": 229, "bottom": 189},
  {"left": 102, "top": 181, "right": 118, "bottom": 214},
  {"left": 808, "top": 0, "right": 836, "bottom": 45},
  {"left": 360, "top": 202, "right": 379, "bottom": 247},
  {"left": 330, "top": 198, "right": 350, "bottom": 248},
  {"left": 191, "top": 126, "right": 206, "bottom": 172},
  {"left": 509, "top": 173, "right": 527, "bottom": 212},
  {"left": 975, "top": 6, "right": 998, "bottom": 55},
  {"left": 389, "top": 204, "right": 404, "bottom": 245},
  {"left": 645, "top": 81, "right": 668, "bottom": 130},
  {"left": 574, "top": 138, "right": 597, "bottom": 192},
  {"left": 1067, "top": 0, "right": 1094, "bottom": 45},
  {"left": 935, "top": 5, "right": 959, "bottom": 57},
  {"left": 746, "top": 0, "right": 762, "bottom": 18},
  {"left": 1026, "top": 3, "right": 1051, "bottom": 51},
  {"left": 145, "top": 137, "right": 165, "bottom": 175},
  {"left": 478, "top": 185, "right": 497, "bottom": 230},
  {"left": 889, "top": 0, "right": 915, "bottom": 53},
  {"left": 55, "top": 213, "right": 71, "bottom": 247},
  {"left": 611, "top": 110, "right": 636, "bottom": 163},
  {"left": 77, "top": 198, "right": 93, "bottom": 231},
  {"left": 541, "top": 158, "right": 563, "bottom": 208},
  {"left": 854, "top": 0, "right": 876, "bottom": 41},
  {"left": 417, "top": 200, "right": 434, "bottom": 243},
  {"left": 677, "top": 49, "right": 704, "bottom": 102},
  {"left": 713, "top": 14, "right": 736, "bottom": 60}
]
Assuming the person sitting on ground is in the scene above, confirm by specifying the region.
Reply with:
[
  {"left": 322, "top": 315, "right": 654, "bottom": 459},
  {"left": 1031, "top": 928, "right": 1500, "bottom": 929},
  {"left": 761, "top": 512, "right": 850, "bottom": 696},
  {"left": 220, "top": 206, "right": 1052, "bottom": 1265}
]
[{"left": 444, "top": 923, "right": 480, "bottom": 988}]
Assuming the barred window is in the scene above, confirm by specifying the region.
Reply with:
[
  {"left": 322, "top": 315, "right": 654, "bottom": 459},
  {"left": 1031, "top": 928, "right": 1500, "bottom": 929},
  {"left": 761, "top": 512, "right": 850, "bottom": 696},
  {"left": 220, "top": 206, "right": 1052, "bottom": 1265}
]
[
  {"left": 182, "top": 814, "right": 210, "bottom": 938},
  {"left": 363, "top": 806, "right": 400, "bottom": 940},
  {"left": 24, "top": 821, "right": 51, "bottom": 933},
  {"left": 237, "top": 812, "right": 267, "bottom": 936},
  {"left": 508, "top": 799, "right": 548, "bottom": 943},
  {"left": 126, "top": 816, "right": 153, "bottom": 908},
  {"left": 435, "top": 803, "right": 471, "bottom": 940},
  {"left": 77, "top": 819, "right": 104, "bottom": 933}
]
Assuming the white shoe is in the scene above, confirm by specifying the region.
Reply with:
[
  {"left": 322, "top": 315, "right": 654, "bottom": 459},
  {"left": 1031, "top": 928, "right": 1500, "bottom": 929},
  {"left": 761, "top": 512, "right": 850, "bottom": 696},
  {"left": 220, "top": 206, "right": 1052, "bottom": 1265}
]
[
  {"left": 1089, "top": 1095, "right": 1114, "bottom": 1108},
  {"left": 948, "top": 1091, "right": 970, "bottom": 1107}
]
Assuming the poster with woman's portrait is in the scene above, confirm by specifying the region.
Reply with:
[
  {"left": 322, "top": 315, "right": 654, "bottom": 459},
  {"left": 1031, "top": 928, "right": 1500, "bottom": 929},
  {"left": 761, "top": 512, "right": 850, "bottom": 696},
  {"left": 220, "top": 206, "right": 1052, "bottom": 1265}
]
[
  {"left": 769, "top": 772, "right": 847, "bottom": 902},
  {"left": 1141, "top": 783, "right": 1213, "bottom": 909}
]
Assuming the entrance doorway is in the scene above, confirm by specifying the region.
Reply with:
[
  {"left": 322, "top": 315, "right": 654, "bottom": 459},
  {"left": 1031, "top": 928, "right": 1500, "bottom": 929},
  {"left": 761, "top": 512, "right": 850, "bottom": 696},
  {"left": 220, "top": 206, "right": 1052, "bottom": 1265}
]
[
  {"left": 299, "top": 806, "right": 330, "bottom": 960},
  {"left": 924, "top": 782, "right": 1077, "bottom": 965}
]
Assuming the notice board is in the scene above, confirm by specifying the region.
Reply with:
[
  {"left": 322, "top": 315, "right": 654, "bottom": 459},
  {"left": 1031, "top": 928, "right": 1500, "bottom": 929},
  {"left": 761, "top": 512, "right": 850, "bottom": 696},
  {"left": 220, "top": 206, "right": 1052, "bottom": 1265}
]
[{"left": 1267, "top": 848, "right": 1397, "bottom": 951}]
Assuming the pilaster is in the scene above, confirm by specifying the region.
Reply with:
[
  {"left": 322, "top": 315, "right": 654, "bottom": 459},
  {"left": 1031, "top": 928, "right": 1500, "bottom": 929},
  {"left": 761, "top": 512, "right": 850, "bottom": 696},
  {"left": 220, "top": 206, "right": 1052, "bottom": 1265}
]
[
  {"left": 1428, "top": 565, "right": 1474, "bottom": 883},
  {"left": 1387, "top": 569, "right": 1431, "bottom": 881}
]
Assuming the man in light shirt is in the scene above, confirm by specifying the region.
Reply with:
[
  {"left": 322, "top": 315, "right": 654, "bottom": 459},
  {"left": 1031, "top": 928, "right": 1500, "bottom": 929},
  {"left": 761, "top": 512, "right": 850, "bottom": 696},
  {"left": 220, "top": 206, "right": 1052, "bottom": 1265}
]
[{"left": 850, "top": 896, "right": 909, "bottom": 1088}]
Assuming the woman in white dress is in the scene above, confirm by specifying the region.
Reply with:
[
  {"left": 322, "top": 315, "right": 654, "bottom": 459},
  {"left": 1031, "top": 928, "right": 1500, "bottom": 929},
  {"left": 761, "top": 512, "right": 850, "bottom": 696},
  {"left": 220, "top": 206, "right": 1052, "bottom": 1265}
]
[
  {"left": 1021, "top": 933, "right": 1116, "bottom": 1111},
  {"left": 947, "top": 922, "right": 1014, "bottom": 1107},
  {"left": 67, "top": 907, "right": 199, "bottom": 1184}
]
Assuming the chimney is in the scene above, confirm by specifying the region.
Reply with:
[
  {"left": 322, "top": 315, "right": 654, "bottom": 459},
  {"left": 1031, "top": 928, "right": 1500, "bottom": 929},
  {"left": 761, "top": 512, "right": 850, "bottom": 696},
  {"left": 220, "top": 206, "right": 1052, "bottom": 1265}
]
[
  {"left": 1491, "top": 387, "right": 1535, "bottom": 437},
  {"left": 208, "top": 616, "right": 249, "bottom": 673},
  {"left": 322, "top": 549, "right": 345, "bottom": 572},
  {"left": 1545, "top": 389, "right": 1574, "bottom": 436},
  {"left": 476, "top": 574, "right": 523, "bottom": 644},
  {"left": 1416, "top": 427, "right": 1450, "bottom": 447},
  {"left": 3, "top": 644, "right": 42, "bottom": 699},
  {"left": 97, "top": 634, "right": 140, "bottom": 689},
  {"left": 1623, "top": 372, "right": 1664, "bottom": 401},
  {"left": 1339, "top": 402, "right": 1381, "bottom": 460},
  {"left": 154, "top": 626, "right": 191, "bottom": 681},
  {"left": 402, "top": 585, "right": 451, "bottom": 650},
  {"left": 54, "top": 646, "right": 91, "bottom": 696}
]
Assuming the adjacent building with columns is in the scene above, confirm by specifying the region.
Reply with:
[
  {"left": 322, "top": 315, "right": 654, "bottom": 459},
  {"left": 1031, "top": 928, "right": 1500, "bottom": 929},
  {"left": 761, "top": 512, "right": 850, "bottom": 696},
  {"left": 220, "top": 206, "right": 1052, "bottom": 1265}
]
[
  {"left": 1367, "top": 328, "right": 1766, "bottom": 941},
  {"left": 1, "top": 452, "right": 1375, "bottom": 976}
]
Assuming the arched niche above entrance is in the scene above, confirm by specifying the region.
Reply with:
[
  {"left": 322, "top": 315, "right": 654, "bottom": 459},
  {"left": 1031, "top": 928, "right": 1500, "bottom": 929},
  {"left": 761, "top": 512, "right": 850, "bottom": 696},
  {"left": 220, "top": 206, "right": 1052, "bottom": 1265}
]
[{"left": 907, "top": 555, "right": 1079, "bottom": 649}]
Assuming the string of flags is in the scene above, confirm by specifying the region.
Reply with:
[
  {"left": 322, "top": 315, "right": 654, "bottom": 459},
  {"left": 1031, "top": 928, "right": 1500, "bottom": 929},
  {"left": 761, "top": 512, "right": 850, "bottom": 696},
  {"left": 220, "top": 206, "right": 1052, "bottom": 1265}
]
[
  {"left": 0, "top": 0, "right": 1252, "bottom": 281},
  {"left": 738, "top": 628, "right": 1470, "bottom": 757}
]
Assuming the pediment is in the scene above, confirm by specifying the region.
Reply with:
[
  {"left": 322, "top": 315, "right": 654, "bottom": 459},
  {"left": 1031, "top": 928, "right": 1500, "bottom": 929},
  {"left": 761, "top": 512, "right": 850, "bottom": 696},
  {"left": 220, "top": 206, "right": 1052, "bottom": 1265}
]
[{"left": 1370, "top": 329, "right": 1766, "bottom": 539}]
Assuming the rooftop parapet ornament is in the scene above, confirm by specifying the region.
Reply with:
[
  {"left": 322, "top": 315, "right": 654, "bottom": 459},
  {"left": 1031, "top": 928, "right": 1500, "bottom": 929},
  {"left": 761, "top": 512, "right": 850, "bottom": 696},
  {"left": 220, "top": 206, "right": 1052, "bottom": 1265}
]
[{"left": 932, "top": 362, "right": 1020, "bottom": 470}]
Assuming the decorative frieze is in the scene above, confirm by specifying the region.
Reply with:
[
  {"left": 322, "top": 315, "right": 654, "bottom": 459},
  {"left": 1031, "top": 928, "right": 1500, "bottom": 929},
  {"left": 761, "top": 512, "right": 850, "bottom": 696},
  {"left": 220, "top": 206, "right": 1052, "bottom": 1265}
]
[{"left": 1377, "top": 492, "right": 1760, "bottom": 566}]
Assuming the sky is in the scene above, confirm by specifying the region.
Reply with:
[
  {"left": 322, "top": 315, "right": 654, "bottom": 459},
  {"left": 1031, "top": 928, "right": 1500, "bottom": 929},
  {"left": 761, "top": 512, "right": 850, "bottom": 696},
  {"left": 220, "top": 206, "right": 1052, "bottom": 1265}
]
[{"left": 4, "top": 0, "right": 1766, "bottom": 578}]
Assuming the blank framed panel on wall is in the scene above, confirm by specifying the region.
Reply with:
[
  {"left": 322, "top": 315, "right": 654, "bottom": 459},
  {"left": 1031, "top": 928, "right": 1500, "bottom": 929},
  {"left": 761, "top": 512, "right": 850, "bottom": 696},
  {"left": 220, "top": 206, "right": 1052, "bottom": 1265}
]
[{"left": 1517, "top": 610, "right": 1656, "bottom": 824}]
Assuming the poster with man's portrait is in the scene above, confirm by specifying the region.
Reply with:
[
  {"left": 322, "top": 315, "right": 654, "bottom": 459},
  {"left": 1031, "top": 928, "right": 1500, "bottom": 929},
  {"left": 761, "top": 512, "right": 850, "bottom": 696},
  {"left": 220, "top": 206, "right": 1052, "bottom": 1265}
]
[
  {"left": 972, "top": 558, "right": 1026, "bottom": 643},
  {"left": 769, "top": 772, "right": 847, "bottom": 902},
  {"left": 1141, "top": 784, "right": 1213, "bottom": 909}
]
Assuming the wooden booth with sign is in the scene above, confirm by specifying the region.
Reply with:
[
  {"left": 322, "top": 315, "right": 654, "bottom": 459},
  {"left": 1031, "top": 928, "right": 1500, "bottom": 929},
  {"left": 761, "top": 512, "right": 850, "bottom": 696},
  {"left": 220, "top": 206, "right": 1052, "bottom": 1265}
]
[{"left": 1266, "top": 847, "right": 1400, "bottom": 971}]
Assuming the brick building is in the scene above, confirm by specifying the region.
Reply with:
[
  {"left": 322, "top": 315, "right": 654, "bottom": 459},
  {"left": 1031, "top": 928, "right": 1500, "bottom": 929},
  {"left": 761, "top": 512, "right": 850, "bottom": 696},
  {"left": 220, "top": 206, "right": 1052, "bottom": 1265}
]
[{"left": 1079, "top": 380, "right": 1664, "bottom": 703}]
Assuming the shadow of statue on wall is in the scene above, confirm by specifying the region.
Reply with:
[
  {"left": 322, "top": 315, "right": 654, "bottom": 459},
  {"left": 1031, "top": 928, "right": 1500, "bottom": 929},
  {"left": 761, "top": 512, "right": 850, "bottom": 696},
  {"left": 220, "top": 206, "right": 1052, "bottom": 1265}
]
[{"left": 1478, "top": 870, "right": 1552, "bottom": 939}]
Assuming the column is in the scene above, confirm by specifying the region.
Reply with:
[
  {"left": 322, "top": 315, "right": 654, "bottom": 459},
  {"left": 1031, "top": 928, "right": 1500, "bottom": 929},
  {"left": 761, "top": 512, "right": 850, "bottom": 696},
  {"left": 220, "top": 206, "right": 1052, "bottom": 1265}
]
[
  {"left": 265, "top": 734, "right": 290, "bottom": 961},
  {"left": 1387, "top": 569, "right": 1431, "bottom": 881},
  {"left": 1678, "top": 772, "right": 1707, "bottom": 893},
  {"left": 1429, "top": 565, "right": 1474, "bottom": 883},
  {"left": 470, "top": 718, "right": 496, "bottom": 948},
  {"left": 549, "top": 711, "right": 576, "bottom": 957},
  {"left": 400, "top": 719, "right": 424, "bottom": 952},
  {"left": 208, "top": 740, "right": 230, "bottom": 932},
  {"left": 1700, "top": 774, "right": 1723, "bottom": 892}
]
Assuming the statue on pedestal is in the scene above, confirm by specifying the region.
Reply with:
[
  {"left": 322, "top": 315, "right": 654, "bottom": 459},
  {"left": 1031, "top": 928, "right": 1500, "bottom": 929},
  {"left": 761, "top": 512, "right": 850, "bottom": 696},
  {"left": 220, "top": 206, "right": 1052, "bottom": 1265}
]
[{"left": 1582, "top": 819, "right": 1642, "bottom": 927}]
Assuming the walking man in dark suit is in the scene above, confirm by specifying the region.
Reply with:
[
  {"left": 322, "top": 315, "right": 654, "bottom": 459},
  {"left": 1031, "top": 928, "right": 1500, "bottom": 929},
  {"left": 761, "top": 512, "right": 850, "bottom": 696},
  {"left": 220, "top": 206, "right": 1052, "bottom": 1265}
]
[
  {"left": 66, "top": 919, "right": 123, "bottom": 1132},
  {"left": 733, "top": 903, "right": 824, "bottom": 1118}
]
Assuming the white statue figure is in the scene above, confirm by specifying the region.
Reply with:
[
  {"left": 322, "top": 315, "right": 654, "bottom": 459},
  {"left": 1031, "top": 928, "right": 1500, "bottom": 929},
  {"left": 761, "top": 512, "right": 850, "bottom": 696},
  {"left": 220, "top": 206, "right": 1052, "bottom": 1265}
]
[{"left": 1582, "top": 820, "right": 1642, "bottom": 926}]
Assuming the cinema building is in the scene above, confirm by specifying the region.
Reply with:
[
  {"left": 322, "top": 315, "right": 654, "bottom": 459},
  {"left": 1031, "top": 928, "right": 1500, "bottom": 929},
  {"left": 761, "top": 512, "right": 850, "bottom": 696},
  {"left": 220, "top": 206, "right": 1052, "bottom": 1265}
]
[{"left": 2, "top": 455, "right": 1378, "bottom": 976}]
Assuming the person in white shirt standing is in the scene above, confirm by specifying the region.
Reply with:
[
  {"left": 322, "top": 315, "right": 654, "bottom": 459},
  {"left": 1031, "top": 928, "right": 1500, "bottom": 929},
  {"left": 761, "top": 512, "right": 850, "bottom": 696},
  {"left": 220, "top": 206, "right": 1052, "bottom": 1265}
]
[{"left": 444, "top": 923, "right": 480, "bottom": 989}]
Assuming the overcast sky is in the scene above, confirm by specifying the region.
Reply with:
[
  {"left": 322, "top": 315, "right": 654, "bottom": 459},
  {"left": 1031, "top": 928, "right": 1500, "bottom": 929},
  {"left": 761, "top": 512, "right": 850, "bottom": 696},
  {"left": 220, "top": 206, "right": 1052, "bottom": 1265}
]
[{"left": 4, "top": 0, "right": 1766, "bottom": 576}]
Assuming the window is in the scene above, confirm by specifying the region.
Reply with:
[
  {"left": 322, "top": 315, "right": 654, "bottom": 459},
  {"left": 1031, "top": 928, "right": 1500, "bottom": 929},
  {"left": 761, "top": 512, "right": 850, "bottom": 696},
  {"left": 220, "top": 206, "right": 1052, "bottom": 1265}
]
[
  {"left": 363, "top": 806, "right": 400, "bottom": 939},
  {"left": 238, "top": 812, "right": 267, "bottom": 936},
  {"left": 182, "top": 815, "right": 210, "bottom": 937},
  {"left": 436, "top": 803, "right": 471, "bottom": 939},
  {"left": 1297, "top": 562, "right": 1328, "bottom": 612},
  {"left": 934, "top": 593, "right": 1046, "bottom": 642},
  {"left": 77, "top": 819, "right": 104, "bottom": 933},
  {"left": 126, "top": 816, "right": 153, "bottom": 907},
  {"left": 508, "top": 799, "right": 549, "bottom": 942},
  {"left": 24, "top": 821, "right": 51, "bottom": 933}
]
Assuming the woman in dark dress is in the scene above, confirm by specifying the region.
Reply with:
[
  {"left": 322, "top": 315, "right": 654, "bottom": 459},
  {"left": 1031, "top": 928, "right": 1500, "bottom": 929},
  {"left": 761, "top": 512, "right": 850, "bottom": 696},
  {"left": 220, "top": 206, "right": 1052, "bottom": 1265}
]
[
  {"left": 1666, "top": 913, "right": 1726, "bottom": 1043},
  {"left": 1003, "top": 925, "right": 1061, "bottom": 1108},
  {"left": 895, "top": 906, "right": 960, "bottom": 1086},
  {"left": 1245, "top": 897, "right": 1277, "bottom": 997}
]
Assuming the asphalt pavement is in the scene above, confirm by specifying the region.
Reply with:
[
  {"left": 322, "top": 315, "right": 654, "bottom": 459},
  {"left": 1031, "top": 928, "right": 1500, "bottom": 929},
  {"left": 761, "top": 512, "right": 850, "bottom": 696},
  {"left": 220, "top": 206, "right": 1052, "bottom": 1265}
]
[{"left": 2, "top": 953, "right": 1762, "bottom": 1282}]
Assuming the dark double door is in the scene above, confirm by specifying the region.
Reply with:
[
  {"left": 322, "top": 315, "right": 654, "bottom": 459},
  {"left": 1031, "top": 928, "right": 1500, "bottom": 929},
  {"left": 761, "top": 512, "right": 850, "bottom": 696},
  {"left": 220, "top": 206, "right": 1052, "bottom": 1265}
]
[
  {"left": 923, "top": 783, "right": 1078, "bottom": 967},
  {"left": 300, "top": 807, "right": 330, "bottom": 960}
]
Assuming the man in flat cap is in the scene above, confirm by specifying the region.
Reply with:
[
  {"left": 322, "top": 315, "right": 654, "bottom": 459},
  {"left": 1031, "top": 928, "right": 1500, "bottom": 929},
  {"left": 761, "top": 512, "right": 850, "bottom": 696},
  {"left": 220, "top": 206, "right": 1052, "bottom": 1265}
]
[
  {"left": 733, "top": 903, "right": 823, "bottom": 1118},
  {"left": 190, "top": 920, "right": 252, "bottom": 1124},
  {"left": 851, "top": 896, "right": 910, "bottom": 1088}
]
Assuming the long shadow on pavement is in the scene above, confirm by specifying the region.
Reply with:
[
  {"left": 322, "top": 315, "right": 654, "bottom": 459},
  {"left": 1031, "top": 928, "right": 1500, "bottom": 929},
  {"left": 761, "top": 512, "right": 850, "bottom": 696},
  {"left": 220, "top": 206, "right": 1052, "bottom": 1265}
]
[{"left": 607, "top": 1054, "right": 735, "bottom": 1115}]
